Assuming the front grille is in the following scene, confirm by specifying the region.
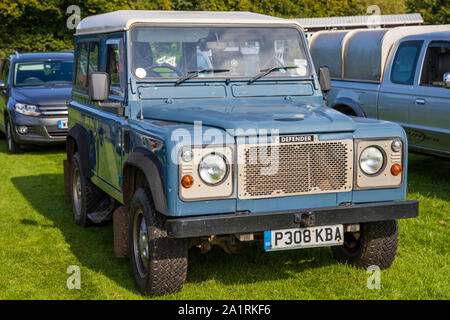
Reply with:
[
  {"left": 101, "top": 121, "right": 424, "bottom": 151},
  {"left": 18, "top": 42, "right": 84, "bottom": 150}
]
[
  {"left": 39, "top": 105, "right": 68, "bottom": 117},
  {"left": 238, "top": 138, "right": 353, "bottom": 199}
]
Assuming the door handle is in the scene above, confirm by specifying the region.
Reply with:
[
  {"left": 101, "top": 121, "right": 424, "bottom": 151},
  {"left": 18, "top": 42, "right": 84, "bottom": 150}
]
[{"left": 415, "top": 98, "right": 426, "bottom": 105}]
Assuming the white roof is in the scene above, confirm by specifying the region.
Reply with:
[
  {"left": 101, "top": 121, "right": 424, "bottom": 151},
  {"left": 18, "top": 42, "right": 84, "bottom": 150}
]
[{"left": 76, "top": 10, "right": 301, "bottom": 35}]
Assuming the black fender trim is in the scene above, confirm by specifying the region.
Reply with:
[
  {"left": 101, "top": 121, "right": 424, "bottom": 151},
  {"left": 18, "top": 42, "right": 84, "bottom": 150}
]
[
  {"left": 67, "top": 124, "right": 91, "bottom": 178},
  {"left": 331, "top": 97, "right": 367, "bottom": 117},
  {"left": 123, "top": 148, "right": 168, "bottom": 215}
]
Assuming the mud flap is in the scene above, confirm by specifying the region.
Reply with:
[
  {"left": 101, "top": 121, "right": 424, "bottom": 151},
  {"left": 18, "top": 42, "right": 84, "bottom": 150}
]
[
  {"left": 113, "top": 206, "right": 130, "bottom": 258},
  {"left": 63, "top": 160, "right": 71, "bottom": 204}
]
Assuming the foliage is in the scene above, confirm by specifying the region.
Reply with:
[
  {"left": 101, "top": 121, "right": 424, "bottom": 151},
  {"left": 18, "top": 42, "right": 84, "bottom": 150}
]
[
  {"left": 0, "top": 0, "right": 445, "bottom": 61},
  {"left": 405, "top": 0, "right": 450, "bottom": 25},
  {"left": 355, "top": 0, "right": 407, "bottom": 15},
  {"left": 0, "top": 0, "right": 135, "bottom": 57}
]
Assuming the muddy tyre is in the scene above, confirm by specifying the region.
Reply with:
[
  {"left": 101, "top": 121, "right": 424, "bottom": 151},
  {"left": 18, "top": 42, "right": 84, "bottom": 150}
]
[
  {"left": 129, "top": 187, "right": 187, "bottom": 296},
  {"left": 331, "top": 220, "right": 399, "bottom": 270}
]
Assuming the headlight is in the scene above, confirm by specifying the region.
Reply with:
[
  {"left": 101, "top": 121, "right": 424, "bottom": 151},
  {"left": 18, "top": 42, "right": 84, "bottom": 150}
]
[
  {"left": 14, "top": 103, "right": 40, "bottom": 116},
  {"left": 359, "top": 146, "right": 384, "bottom": 175},
  {"left": 198, "top": 153, "right": 228, "bottom": 185}
]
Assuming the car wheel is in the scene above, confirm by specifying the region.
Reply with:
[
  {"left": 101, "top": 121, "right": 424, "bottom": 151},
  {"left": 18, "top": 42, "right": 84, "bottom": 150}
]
[
  {"left": 70, "top": 152, "right": 106, "bottom": 227},
  {"left": 6, "top": 119, "right": 21, "bottom": 154},
  {"left": 129, "top": 187, "right": 187, "bottom": 296},
  {"left": 331, "top": 220, "right": 398, "bottom": 270}
]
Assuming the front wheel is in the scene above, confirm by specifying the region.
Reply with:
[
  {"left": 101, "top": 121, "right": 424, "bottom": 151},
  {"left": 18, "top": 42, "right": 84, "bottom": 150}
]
[
  {"left": 331, "top": 220, "right": 399, "bottom": 270},
  {"left": 129, "top": 188, "right": 187, "bottom": 296},
  {"left": 6, "top": 119, "right": 21, "bottom": 154}
]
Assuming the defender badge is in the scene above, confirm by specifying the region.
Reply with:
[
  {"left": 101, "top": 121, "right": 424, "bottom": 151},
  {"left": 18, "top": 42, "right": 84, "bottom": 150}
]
[{"left": 279, "top": 135, "right": 315, "bottom": 143}]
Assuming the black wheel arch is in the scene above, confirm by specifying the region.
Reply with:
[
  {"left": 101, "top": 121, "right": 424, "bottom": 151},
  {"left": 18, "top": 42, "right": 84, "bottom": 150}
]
[
  {"left": 123, "top": 147, "right": 168, "bottom": 215},
  {"left": 331, "top": 97, "right": 367, "bottom": 118},
  {"left": 67, "top": 124, "right": 92, "bottom": 179}
]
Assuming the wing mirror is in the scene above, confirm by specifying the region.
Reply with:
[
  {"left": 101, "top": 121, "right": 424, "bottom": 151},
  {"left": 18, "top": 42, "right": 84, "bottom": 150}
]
[
  {"left": 318, "top": 66, "right": 332, "bottom": 105},
  {"left": 88, "top": 72, "right": 109, "bottom": 101},
  {"left": 443, "top": 72, "right": 450, "bottom": 89},
  {"left": 88, "top": 72, "right": 124, "bottom": 117},
  {"left": 319, "top": 66, "right": 332, "bottom": 92}
]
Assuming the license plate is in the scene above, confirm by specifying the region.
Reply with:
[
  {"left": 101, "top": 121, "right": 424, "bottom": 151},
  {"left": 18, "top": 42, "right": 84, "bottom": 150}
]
[
  {"left": 58, "top": 120, "right": 68, "bottom": 130},
  {"left": 264, "top": 224, "right": 344, "bottom": 251}
]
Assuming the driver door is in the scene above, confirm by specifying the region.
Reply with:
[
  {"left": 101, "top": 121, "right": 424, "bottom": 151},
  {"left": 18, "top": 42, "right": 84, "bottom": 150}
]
[
  {"left": 96, "top": 38, "right": 126, "bottom": 189},
  {"left": 409, "top": 41, "right": 450, "bottom": 153}
]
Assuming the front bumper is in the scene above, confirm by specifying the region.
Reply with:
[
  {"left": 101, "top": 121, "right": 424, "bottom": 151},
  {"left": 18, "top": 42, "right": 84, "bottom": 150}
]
[
  {"left": 166, "top": 200, "right": 418, "bottom": 238},
  {"left": 12, "top": 113, "right": 67, "bottom": 144}
]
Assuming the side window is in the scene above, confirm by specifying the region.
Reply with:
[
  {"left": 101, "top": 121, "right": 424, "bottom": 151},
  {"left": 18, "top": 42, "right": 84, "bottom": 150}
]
[
  {"left": 391, "top": 40, "right": 423, "bottom": 85},
  {"left": 107, "top": 41, "right": 125, "bottom": 97},
  {"left": 75, "top": 42, "right": 89, "bottom": 87},
  {"left": 420, "top": 42, "right": 450, "bottom": 87},
  {"left": 1, "top": 59, "right": 10, "bottom": 85},
  {"left": 75, "top": 41, "right": 99, "bottom": 88},
  {"left": 88, "top": 42, "right": 99, "bottom": 74}
]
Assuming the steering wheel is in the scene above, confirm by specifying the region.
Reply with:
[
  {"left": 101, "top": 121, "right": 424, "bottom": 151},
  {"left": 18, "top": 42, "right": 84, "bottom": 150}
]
[
  {"left": 145, "top": 63, "right": 184, "bottom": 77},
  {"left": 23, "top": 77, "right": 44, "bottom": 84}
]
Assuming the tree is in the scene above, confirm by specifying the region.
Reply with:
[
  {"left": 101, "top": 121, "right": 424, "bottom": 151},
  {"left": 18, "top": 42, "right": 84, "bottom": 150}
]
[
  {"left": 354, "top": 0, "right": 407, "bottom": 15},
  {"left": 0, "top": 0, "right": 134, "bottom": 57},
  {"left": 405, "top": 0, "right": 449, "bottom": 24},
  {"left": 1, "top": 0, "right": 445, "bottom": 58}
]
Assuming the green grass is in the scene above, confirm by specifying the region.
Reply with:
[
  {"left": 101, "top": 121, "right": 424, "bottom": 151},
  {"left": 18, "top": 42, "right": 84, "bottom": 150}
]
[{"left": 0, "top": 140, "right": 448, "bottom": 300}]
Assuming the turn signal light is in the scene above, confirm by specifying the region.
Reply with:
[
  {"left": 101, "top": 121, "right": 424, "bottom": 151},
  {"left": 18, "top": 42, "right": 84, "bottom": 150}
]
[
  {"left": 181, "top": 175, "right": 194, "bottom": 188},
  {"left": 391, "top": 164, "right": 402, "bottom": 176}
]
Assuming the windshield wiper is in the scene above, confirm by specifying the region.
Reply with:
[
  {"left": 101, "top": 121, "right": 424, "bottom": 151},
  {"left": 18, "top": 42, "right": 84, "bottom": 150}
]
[
  {"left": 248, "top": 66, "right": 298, "bottom": 84},
  {"left": 43, "top": 83, "right": 71, "bottom": 87},
  {"left": 175, "top": 69, "right": 230, "bottom": 86}
]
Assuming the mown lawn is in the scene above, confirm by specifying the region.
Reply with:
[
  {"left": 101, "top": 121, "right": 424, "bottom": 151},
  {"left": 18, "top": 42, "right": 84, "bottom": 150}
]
[{"left": 0, "top": 140, "right": 448, "bottom": 300}]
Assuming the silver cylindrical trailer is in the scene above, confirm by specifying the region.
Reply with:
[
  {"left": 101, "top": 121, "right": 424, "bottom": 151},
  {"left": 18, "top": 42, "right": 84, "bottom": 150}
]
[{"left": 309, "top": 25, "right": 450, "bottom": 83}]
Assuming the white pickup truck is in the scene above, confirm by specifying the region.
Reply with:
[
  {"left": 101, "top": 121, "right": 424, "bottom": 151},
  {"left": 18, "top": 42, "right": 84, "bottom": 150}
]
[{"left": 310, "top": 26, "right": 450, "bottom": 157}]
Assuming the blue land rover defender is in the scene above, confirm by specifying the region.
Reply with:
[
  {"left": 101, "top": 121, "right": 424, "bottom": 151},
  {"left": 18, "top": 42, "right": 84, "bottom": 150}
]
[{"left": 64, "top": 10, "right": 418, "bottom": 296}]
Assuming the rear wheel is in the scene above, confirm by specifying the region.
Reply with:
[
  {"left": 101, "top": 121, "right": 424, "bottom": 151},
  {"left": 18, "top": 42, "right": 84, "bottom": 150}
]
[
  {"left": 70, "top": 152, "right": 106, "bottom": 227},
  {"left": 6, "top": 119, "right": 21, "bottom": 154},
  {"left": 331, "top": 220, "right": 399, "bottom": 270},
  {"left": 129, "top": 187, "right": 187, "bottom": 296}
]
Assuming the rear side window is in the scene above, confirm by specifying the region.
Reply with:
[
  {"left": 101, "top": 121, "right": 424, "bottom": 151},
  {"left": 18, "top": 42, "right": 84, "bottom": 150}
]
[
  {"left": 391, "top": 40, "right": 423, "bottom": 85},
  {"left": 75, "top": 41, "right": 99, "bottom": 88}
]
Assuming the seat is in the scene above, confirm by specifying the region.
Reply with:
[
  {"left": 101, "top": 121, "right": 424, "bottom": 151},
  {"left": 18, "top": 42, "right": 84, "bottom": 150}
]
[{"left": 438, "top": 52, "right": 450, "bottom": 79}]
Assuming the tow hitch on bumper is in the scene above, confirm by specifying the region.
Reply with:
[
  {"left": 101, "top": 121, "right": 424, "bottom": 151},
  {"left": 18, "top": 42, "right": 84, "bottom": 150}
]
[{"left": 166, "top": 200, "right": 419, "bottom": 238}]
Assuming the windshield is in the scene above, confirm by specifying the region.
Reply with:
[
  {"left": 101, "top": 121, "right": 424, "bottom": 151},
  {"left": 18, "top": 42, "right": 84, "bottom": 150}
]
[
  {"left": 131, "top": 26, "right": 311, "bottom": 80},
  {"left": 14, "top": 60, "right": 73, "bottom": 87}
]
